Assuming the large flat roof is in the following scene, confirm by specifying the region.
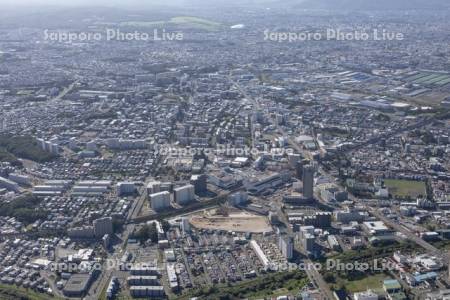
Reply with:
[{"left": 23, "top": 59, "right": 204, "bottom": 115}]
[{"left": 64, "top": 273, "right": 91, "bottom": 293}]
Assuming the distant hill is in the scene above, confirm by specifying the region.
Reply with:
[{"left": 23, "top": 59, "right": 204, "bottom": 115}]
[
  {"left": 295, "top": 0, "right": 450, "bottom": 10},
  {"left": 0, "top": 6, "right": 178, "bottom": 29}
]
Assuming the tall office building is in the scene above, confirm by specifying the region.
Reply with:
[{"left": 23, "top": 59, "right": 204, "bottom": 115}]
[
  {"left": 174, "top": 185, "right": 195, "bottom": 205},
  {"left": 278, "top": 235, "right": 294, "bottom": 261},
  {"left": 180, "top": 217, "right": 191, "bottom": 234},
  {"left": 302, "top": 165, "right": 314, "bottom": 199},
  {"left": 93, "top": 217, "right": 113, "bottom": 238},
  {"left": 288, "top": 153, "right": 301, "bottom": 168},
  {"left": 303, "top": 212, "right": 332, "bottom": 228},
  {"left": 295, "top": 159, "right": 310, "bottom": 179},
  {"left": 150, "top": 191, "right": 171, "bottom": 212},
  {"left": 299, "top": 226, "right": 315, "bottom": 254},
  {"left": 147, "top": 181, "right": 161, "bottom": 197},
  {"left": 117, "top": 182, "right": 136, "bottom": 196},
  {"left": 190, "top": 174, "right": 207, "bottom": 195}
]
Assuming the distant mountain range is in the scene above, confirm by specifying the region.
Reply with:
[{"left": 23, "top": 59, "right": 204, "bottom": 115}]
[{"left": 295, "top": 0, "right": 450, "bottom": 10}]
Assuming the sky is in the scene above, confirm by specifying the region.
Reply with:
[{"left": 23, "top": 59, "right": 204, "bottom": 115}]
[
  {"left": 0, "top": 0, "right": 284, "bottom": 10},
  {"left": 0, "top": 0, "right": 189, "bottom": 6},
  {"left": 0, "top": 0, "right": 276, "bottom": 6}
]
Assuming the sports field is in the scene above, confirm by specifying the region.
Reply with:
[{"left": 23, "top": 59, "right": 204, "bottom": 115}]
[
  {"left": 384, "top": 179, "right": 427, "bottom": 199},
  {"left": 334, "top": 274, "right": 388, "bottom": 293}
]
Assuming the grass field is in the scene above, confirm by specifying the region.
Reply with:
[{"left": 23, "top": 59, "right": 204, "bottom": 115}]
[
  {"left": 406, "top": 72, "right": 450, "bottom": 87},
  {"left": 345, "top": 274, "right": 386, "bottom": 293},
  {"left": 432, "top": 240, "right": 450, "bottom": 250},
  {"left": 333, "top": 273, "right": 389, "bottom": 293},
  {"left": 0, "top": 284, "right": 61, "bottom": 300},
  {"left": 176, "top": 271, "right": 308, "bottom": 300},
  {"left": 384, "top": 179, "right": 427, "bottom": 199},
  {"left": 120, "top": 16, "right": 223, "bottom": 31}
]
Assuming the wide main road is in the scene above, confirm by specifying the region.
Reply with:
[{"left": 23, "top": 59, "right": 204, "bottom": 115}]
[
  {"left": 87, "top": 185, "right": 147, "bottom": 300},
  {"left": 304, "top": 259, "right": 335, "bottom": 300},
  {"left": 316, "top": 163, "right": 448, "bottom": 264},
  {"left": 315, "top": 160, "right": 447, "bottom": 264},
  {"left": 367, "top": 206, "right": 447, "bottom": 263},
  {"left": 130, "top": 185, "right": 245, "bottom": 224},
  {"left": 231, "top": 76, "right": 334, "bottom": 299},
  {"left": 230, "top": 73, "right": 448, "bottom": 294}
]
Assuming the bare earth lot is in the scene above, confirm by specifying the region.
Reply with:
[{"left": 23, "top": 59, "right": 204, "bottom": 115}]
[{"left": 190, "top": 210, "right": 272, "bottom": 233}]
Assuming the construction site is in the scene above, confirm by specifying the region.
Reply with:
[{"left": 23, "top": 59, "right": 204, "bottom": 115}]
[{"left": 189, "top": 208, "right": 273, "bottom": 233}]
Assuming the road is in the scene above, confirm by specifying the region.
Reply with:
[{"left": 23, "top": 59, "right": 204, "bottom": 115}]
[
  {"left": 130, "top": 185, "right": 245, "bottom": 224},
  {"left": 86, "top": 75, "right": 447, "bottom": 300},
  {"left": 314, "top": 164, "right": 448, "bottom": 265},
  {"left": 287, "top": 219, "right": 335, "bottom": 300},
  {"left": 368, "top": 207, "right": 448, "bottom": 264},
  {"left": 275, "top": 193, "right": 334, "bottom": 300},
  {"left": 231, "top": 75, "right": 334, "bottom": 299},
  {"left": 89, "top": 183, "right": 245, "bottom": 298},
  {"left": 40, "top": 271, "right": 64, "bottom": 298},
  {"left": 230, "top": 74, "right": 450, "bottom": 298},
  {"left": 86, "top": 187, "right": 146, "bottom": 299},
  {"left": 304, "top": 259, "right": 335, "bottom": 300},
  {"left": 129, "top": 186, "right": 148, "bottom": 220},
  {"left": 229, "top": 74, "right": 260, "bottom": 148},
  {"left": 49, "top": 80, "right": 78, "bottom": 104},
  {"left": 342, "top": 116, "right": 439, "bottom": 154}
]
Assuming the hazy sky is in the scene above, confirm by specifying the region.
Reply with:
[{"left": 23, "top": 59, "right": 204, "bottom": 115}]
[{"left": 0, "top": 0, "right": 190, "bottom": 6}]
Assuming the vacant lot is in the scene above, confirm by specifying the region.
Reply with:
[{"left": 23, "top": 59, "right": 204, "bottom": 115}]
[{"left": 190, "top": 210, "right": 272, "bottom": 233}]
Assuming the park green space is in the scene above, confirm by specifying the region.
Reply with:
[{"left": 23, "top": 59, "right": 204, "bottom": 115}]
[{"left": 120, "top": 16, "right": 223, "bottom": 31}]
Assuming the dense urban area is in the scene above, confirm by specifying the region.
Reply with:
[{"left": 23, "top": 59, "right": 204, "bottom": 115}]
[{"left": 0, "top": 0, "right": 450, "bottom": 300}]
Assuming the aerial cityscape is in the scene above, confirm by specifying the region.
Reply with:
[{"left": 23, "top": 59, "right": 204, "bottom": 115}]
[{"left": 0, "top": 0, "right": 450, "bottom": 299}]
